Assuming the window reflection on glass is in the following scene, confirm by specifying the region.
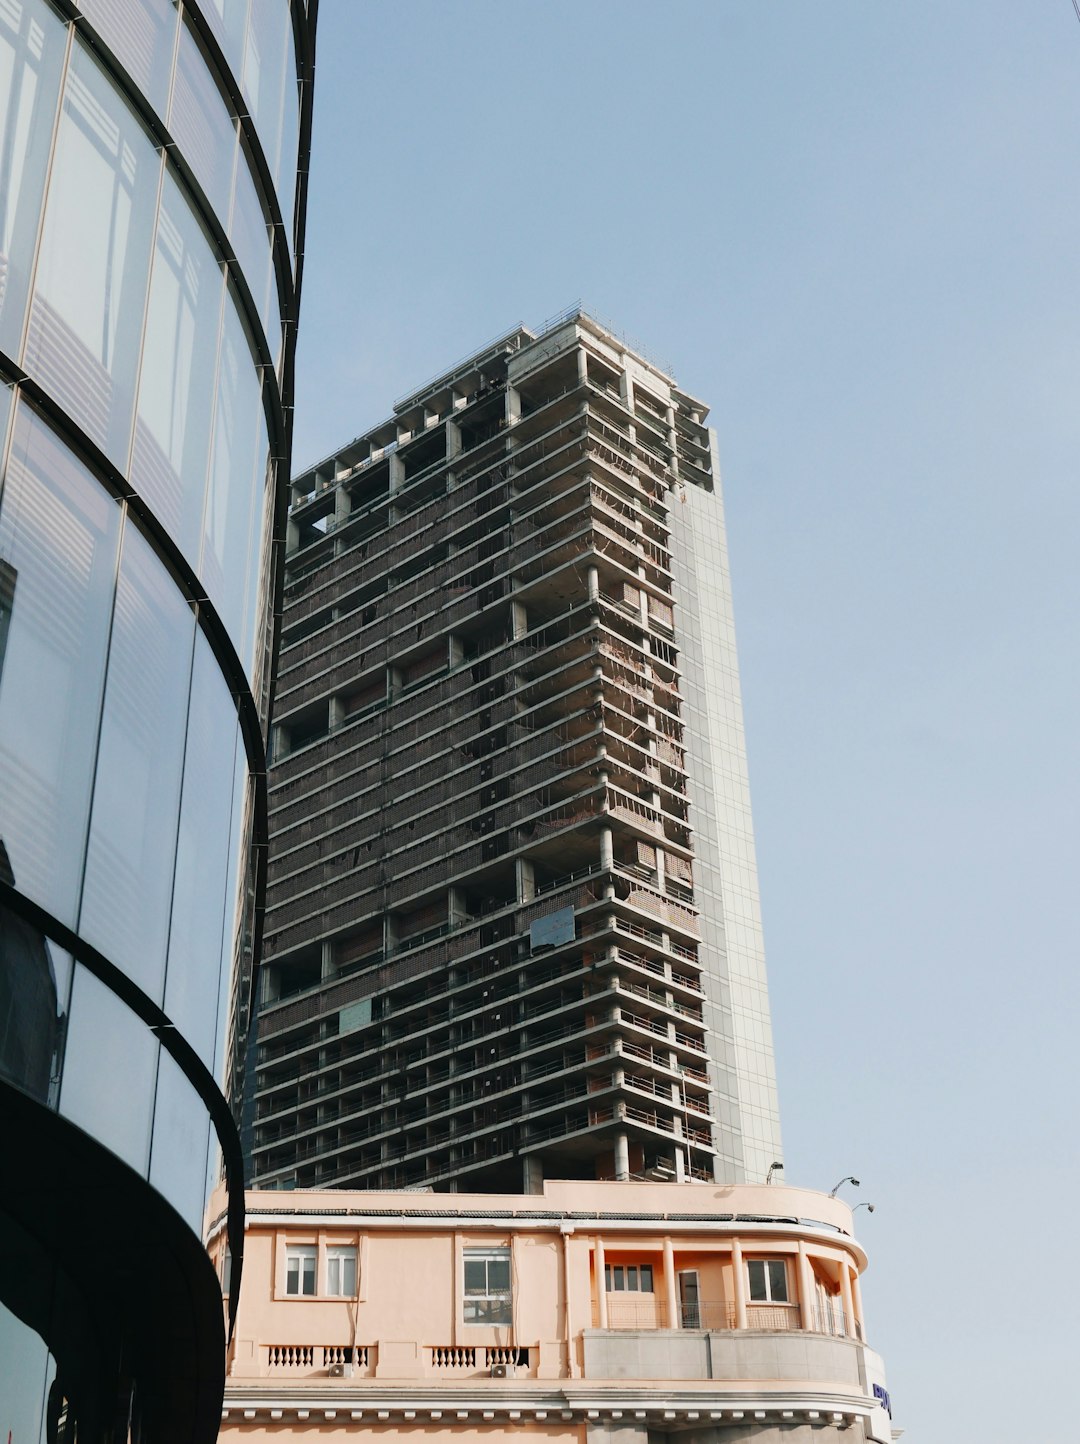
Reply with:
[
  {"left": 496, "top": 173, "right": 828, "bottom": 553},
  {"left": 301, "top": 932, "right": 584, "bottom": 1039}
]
[
  {"left": 201, "top": 0, "right": 249, "bottom": 89},
  {"left": 201, "top": 286, "right": 265, "bottom": 648},
  {"left": 148, "top": 1048, "right": 210, "bottom": 1233},
  {"left": 79, "top": 521, "right": 196, "bottom": 1004},
  {"left": 0, "top": 896, "right": 71, "bottom": 1109},
  {"left": 59, "top": 964, "right": 157, "bottom": 1175},
  {"left": 132, "top": 168, "right": 224, "bottom": 573},
  {"left": 163, "top": 633, "right": 238, "bottom": 1067},
  {"left": 0, "top": 0, "right": 68, "bottom": 360},
  {"left": 0, "top": 1294, "right": 53, "bottom": 1444},
  {"left": 243, "top": 0, "right": 288, "bottom": 187},
  {"left": 0, "top": 403, "right": 121, "bottom": 926},
  {"left": 75, "top": 0, "right": 178, "bottom": 116},
  {"left": 169, "top": 17, "right": 237, "bottom": 225},
  {"left": 275, "top": 20, "right": 300, "bottom": 249},
  {"left": 24, "top": 41, "right": 161, "bottom": 465},
  {"left": 229, "top": 143, "right": 274, "bottom": 344}
]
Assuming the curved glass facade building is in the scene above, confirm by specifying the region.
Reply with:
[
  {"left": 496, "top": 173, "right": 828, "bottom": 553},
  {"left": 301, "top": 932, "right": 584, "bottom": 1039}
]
[{"left": 0, "top": 1, "right": 317, "bottom": 1439}]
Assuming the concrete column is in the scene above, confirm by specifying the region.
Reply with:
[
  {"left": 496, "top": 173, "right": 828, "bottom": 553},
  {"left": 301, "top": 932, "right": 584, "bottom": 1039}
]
[
  {"left": 320, "top": 941, "right": 334, "bottom": 980},
  {"left": 334, "top": 486, "right": 351, "bottom": 526},
  {"left": 600, "top": 827, "right": 614, "bottom": 872},
  {"left": 448, "top": 887, "right": 468, "bottom": 927},
  {"left": 328, "top": 695, "right": 344, "bottom": 732},
  {"left": 595, "top": 1237, "right": 608, "bottom": 1327},
  {"left": 662, "top": 1238, "right": 677, "bottom": 1329},
  {"left": 452, "top": 1230, "right": 462, "bottom": 1346},
  {"left": 383, "top": 914, "right": 398, "bottom": 956},
  {"left": 448, "top": 634, "right": 465, "bottom": 668},
  {"left": 797, "top": 1242, "right": 815, "bottom": 1332},
  {"left": 511, "top": 600, "right": 528, "bottom": 640},
  {"left": 613, "top": 1131, "right": 630, "bottom": 1182},
  {"left": 839, "top": 1259, "right": 855, "bottom": 1337},
  {"left": 655, "top": 847, "right": 666, "bottom": 892},
  {"left": 522, "top": 1154, "right": 543, "bottom": 1194},
  {"left": 674, "top": 1147, "right": 686, "bottom": 1183},
  {"left": 516, "top": 857, "right": 535, "bottom": 904},
  {"left": 731, "top": 1238, "right": 747, "bottom": 1330},
  {"left": 388, "top": 451, "right": 405, "bottom": 493},
  {"left": 587, "top": 565, "right": 600, "bottom": 603},
  {"left": 851, "top": 1268, "right": 865, "bottom": 1339},
  {"left": 577, "top": 347, "right": 588, "bottom": 386},
  {"left": 561, "top": 1226, "right": 577, "bottom": 1377},
  {"left": 445, "top": 418, "right": 462, "bottom": 461},
  {"left": 506, "top": 385, "right": 521, "bottom": 425}
]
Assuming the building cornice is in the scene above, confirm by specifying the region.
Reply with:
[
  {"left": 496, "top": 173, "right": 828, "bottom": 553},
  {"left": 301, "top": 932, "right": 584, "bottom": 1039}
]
[{"left": 223, "top": 1383, "right": 874, "bottom": 1430}]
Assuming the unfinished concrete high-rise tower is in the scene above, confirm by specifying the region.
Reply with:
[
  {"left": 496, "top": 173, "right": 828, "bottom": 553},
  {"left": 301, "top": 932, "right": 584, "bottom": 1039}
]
[{"left": 251, "top": 310, "right": 782, "bottom": 1194}]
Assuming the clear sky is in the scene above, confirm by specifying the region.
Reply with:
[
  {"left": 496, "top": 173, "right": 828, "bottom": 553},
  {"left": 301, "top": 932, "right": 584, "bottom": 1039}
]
[{"left": 293, "top": 4, "right": 1080, "bottom": 1437}]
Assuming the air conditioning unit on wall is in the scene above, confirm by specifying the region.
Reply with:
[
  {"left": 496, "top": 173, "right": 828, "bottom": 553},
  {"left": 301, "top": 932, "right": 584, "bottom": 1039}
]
[
  {"left": 327, "top": 1362, "right": 354, "bottom": 1378},
  {"left": 490, "top": 1363, "right": 516, "bottom": 1379}
]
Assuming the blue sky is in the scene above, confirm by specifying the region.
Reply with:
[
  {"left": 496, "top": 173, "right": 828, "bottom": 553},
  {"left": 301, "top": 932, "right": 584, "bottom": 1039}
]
[{"left": 293, "top": 5, "right": 1080, "bottom": 1436}]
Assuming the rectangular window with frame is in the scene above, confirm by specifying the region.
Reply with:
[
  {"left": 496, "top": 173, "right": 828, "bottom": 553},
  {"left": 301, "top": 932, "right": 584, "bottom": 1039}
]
[
  {"left": 285, "top": 1245, "right": 316, "bottom": 1297},
  {"left": 463, "top": 1247, "right": 511, "bottom": 1325},
  {"left": 747, "top": 1258, "right": 789, "bottom": 1303},
  {"left": 326, "top": 1245, "right": 358, "bottom": 1297},
  {"left": 604, "top": 1264, "right": 654, "bottom": 1293}
]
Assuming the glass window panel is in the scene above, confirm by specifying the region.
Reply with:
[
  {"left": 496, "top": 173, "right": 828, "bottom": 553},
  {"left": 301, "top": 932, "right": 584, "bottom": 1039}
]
[
  {"left": 326, "top": 1246, "right": 356, "bottom": 1297},
  {"left": 211, "top": 744, "right": 249, "bottom": 1084},
  {"left": 486, "top": 1256, "right": 510, "bottom": 1292},
  {"left": 0, "top": 0, "right": 68, "bottom": 359},
  {"left": 148, "top": 1047, "right": 211, "bottom": 1233},
  {"left": 0, "top": 378, "right": 12, "bottom": 456},
  {"left": 0, "top": 1296, "right": 52, "bottom": 1444},
  {"left": 241, "top": 447, "right": 272, "bottom": 680},
  {"left": 285, "top": 1245, "right": 315, "bottom": 1296},
  {"left": 80, "top": 521, "right": 195, "bottom": 1002},
  {"left": 463, "top": 1259, "right": 486, "bottom": 1293},
  {"left": 168, "top": 17, "right": 237, "bottom": 225},
  {"left": 200, "top": 0, "right": 248, "bottom": 86},
  {"left": 747, "top": 1259, "right": 767, "bottom": 1302},
  {"left": 275, "top": 19, "right": 299, "bottom": 248},
  {"left": 641, "top": 1265, "right": 653, "bottom": 1292},
  {"left": 24, "top": 41, "right": 161, "bottom": 465},
  {"left": 0, "top": 899, "right": 72, "bottom": 1108},
  {"left": 75, "top": 0, "right": 178, "bottom": 116},
  {"left": 163, "top": 632, "right": 238, "bottom": 1067},
  {"left": 201, "top": 286, "right": 264, "bottom": 647},
  {"left": 132, "top": 167, "right": 224, "bottom": 567},
  {"left": 59, "top": 964, "right": 158, "bottom": 1175},
  {"left": 229, "top": 145, "right": 274, "bottom": 343},
  {"left": 242, "top": 0, "right": 287, "bottom": 184},
  {"left": 0, "top": 404, "right": 121, "bottom": 925},
  {"left": 767, "top": 1259, "right": 788, "bottom": 1302}
]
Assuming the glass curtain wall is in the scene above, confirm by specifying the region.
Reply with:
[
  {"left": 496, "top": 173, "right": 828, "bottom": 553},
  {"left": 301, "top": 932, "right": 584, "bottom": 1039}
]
[{"left": 0, "top": 2, "right": 318, "bottom": 1441}]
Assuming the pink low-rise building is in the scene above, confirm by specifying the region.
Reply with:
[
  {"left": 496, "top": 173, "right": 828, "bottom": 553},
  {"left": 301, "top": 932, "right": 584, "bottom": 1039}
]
[{"left": 214, "top": 1179, "right": 897, "bottom": 1444}]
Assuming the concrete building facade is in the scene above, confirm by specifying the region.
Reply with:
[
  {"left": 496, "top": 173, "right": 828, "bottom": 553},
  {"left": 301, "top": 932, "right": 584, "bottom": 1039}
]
[
  {"left": 0, "top": 1, "right": 317, "bottom": 1439},
  {"left": 255, "top": 311, "right": 781, "bottom": 1194},
  {"left": 216, "top": 1180, "right": 896, "bottom": 1444}
]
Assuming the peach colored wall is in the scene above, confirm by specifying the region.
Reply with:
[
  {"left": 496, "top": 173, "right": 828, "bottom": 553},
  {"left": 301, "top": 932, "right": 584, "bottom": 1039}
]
[{"left": 222, "top": 1425, "right": 583, "bottom": 1444}]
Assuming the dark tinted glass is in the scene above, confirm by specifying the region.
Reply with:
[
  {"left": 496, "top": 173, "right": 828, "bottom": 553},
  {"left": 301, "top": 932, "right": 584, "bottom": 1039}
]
[{"left": 0, "top": 0, "right": 68, "bottom": 359}]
